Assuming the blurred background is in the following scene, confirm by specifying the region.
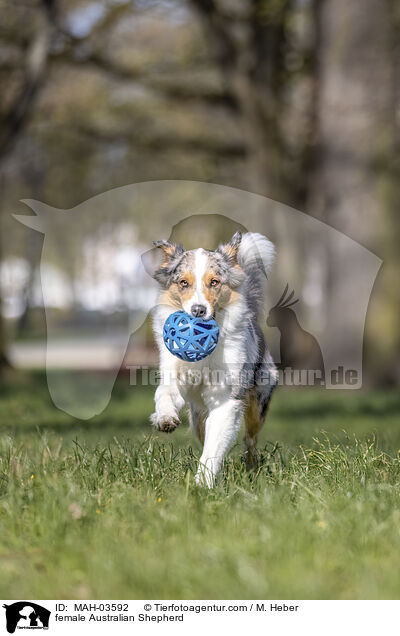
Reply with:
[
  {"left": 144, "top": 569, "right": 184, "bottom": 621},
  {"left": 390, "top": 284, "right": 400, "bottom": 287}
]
[
  {"left": 2, "top": 2, "right": 400, "bottom": 601},
  {"left": 0, "top": 0, "right": 399, "bottom": 389}
]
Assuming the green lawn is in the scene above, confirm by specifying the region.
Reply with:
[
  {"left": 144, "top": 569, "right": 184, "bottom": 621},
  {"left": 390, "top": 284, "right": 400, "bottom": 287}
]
[{"left": 1, "top": 371, "right": 400, "bottom": 599}]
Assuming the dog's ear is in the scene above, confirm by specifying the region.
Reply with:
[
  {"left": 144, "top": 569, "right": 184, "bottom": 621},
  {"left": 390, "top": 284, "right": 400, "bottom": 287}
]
[
  {"left": 217, "top": 231, "right": 242, "bottom": 263},
  {"left": 152, "top": 240, "right": 184, "bottom": 266},
  {"left": 144, "top": 239, "right": 185, "bottom": 287}
]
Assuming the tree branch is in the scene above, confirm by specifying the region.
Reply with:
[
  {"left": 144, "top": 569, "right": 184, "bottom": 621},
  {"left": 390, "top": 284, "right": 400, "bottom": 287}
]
[
  {"left": 190, "top": 0, "right": 238, "bottom": 69},
  {"left": 59, "top": 122, "right": 247, "bottom": 157},
  {"left": 0, "top": 0, "right": 55, "bottom": 160}
]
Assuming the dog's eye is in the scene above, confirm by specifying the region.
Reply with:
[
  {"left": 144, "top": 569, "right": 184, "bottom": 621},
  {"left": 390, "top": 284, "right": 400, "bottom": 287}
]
[
  {"left": 179, "top": 279, "right": 189, "bottom": 288},
  {"left": 210, "top": 279, "right": 220, "bottom": 287}
]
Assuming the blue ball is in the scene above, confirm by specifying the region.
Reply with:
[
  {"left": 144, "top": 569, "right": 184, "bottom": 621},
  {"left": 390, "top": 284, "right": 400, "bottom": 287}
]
[{"left": 163, "top": 311, "right": 220, "bottom": 362}]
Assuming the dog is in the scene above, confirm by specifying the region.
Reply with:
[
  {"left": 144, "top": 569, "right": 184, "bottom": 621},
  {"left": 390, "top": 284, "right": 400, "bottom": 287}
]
[{"left": 150, "top": 231, "right": 278, "bottom": 487}]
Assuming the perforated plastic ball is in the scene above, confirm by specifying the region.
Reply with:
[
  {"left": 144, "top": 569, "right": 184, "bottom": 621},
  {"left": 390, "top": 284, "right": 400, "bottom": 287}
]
[{"left": 163, "top": 311, "right": 219, "bottom": 362}]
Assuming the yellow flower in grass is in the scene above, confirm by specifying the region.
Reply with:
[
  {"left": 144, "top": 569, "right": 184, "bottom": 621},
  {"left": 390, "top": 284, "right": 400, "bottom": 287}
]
[
  {"left": 157, "top": 497, "right": 162, "bottom": 503},
  {"left": 317, "top": 520, "right": 327, "bottom": 529}
]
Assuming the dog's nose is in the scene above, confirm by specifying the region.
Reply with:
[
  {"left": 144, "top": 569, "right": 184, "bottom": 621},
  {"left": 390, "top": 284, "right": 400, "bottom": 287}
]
[{"left": 191, "top": 304, "right": 207, "bottom": 318}]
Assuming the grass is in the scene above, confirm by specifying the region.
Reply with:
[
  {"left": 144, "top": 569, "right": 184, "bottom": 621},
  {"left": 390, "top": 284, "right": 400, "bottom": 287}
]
[{"left": 1, "top": 370, "right": 400, "bottom": 599}]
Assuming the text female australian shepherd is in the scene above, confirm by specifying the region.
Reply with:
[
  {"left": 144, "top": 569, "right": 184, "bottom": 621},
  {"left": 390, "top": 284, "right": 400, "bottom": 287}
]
[{"left": 150, "top": 231, "right": 277, "bottom": 487}]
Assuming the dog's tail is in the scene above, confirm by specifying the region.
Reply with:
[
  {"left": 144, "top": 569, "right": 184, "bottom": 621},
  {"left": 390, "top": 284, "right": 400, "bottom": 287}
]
[{"left": 238, "top": 232, "right": 275, "bottom": 316}]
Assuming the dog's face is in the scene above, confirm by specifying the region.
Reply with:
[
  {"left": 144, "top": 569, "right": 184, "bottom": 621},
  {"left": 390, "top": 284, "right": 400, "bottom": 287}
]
[{"left": 153, "top": 232, "right": 245, "bottom": 319}]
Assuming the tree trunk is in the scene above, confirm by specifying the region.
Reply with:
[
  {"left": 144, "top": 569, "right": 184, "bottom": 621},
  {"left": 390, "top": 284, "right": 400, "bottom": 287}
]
[
  {"left": 190, "top": 0, "right": 290, "bottom": 201},
  {"left": 308, "top": 0, "right": 397, "bottom": 384},
  {"left": 0, "top": 0, "right": 54, "bottom": 371}
]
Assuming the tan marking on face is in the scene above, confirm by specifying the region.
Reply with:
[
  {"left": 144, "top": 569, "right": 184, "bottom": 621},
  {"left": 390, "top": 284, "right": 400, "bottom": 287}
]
[
  {"left": 159, "top": 288, "right": 181, "bottom": 309},
  {"left": 160, "top": 271, "right": 196, "bottom": 310},
  {"left": 216, "top": 284, "right": 232, "bottom": 308},
  {"left": 177, "top": 271, "right": 195, "bottom": 302},
  {"left": 202, "top": 268, "right": 244, "bottom": 312},
  {"left": 217, "top": 287, "right": 243, "bottom": 311},
  {"left": 225, "top": 289, "right": 241, "bottom": 307},
  {"left": 202, "top": 270, "right": 221, "bottom": 312}
]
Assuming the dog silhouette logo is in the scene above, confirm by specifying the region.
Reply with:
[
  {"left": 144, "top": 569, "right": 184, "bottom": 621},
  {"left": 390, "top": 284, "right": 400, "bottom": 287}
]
[
  {"left": 267, "top": 284, "right": 325, "bottom": 383},
  {"left": 2, "top": 602, "right": 50, "bottom": 633}
]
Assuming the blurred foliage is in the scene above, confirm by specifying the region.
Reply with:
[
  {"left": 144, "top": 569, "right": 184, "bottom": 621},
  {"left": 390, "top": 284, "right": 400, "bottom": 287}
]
[{"left": 0, "top": 0, "right": 399, "bottom": 384}]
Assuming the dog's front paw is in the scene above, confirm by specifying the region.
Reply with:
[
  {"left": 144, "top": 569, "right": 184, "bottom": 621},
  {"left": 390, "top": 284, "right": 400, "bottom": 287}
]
[
  {"left": 195, "top": 460, "right": 216, "bottom": 488},
  {"left": 195, "top": 471, "right": 215, "bottom": 489},
  {"left": 151, "top": 414, "right": 180, "bottom": 433}
]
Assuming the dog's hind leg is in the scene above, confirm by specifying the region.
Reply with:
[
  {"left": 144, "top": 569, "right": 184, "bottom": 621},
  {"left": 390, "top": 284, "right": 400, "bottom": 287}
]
[
  {"left": 244, "top": 386, "right": 275, "bottom": 469},
  {"left": 189, "top": 405, "right": 206, "bottom": 444},
  {"left": 243, "top": 390, "right": 264, "bottom": 470},
  {"left": 244, "top": 351, "right": 277, "bottom": 469}
]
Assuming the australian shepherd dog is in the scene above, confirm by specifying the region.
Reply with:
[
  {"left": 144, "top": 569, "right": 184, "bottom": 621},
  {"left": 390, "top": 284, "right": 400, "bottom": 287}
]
[{"left": 150, "top": 231, "right": 278, "bottom": 487}]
